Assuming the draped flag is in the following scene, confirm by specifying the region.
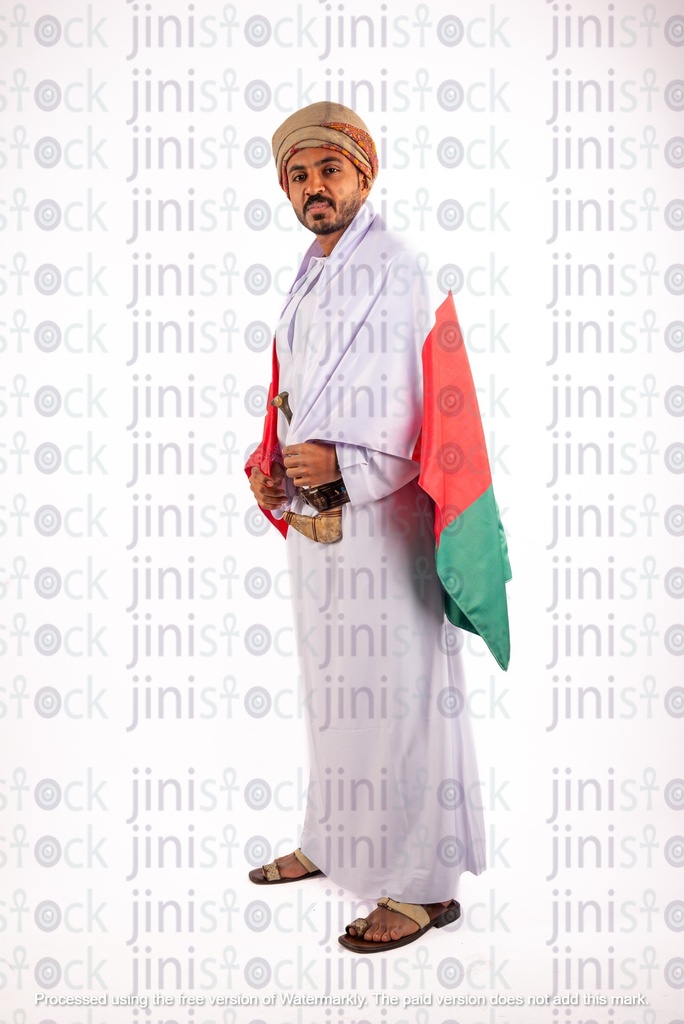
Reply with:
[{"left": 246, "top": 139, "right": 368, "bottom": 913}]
[
  {"left": 246, "top": 291, "right": 511, "bottom": 669},
  {"left": 244, "top": 340, "right": 288, "bottom": 538},
  {"left": 414, "top": 291, "right": 511, "bottom": 670}
]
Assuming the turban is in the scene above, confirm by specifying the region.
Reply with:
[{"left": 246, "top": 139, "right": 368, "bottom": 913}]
[{"left": 272, "top": 101, "right": 379, "bottom": 196}]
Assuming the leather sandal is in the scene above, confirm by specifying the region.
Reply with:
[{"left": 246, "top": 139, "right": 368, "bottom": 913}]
[
  {"left": 338, "top": 896, "right": 460, "bottom": 953},
  {"left": 248, "top": 847, "right": 323, "bottom": 885}
]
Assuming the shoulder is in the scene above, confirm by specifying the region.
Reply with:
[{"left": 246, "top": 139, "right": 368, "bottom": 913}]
[
  {"left": 365, "top": 216, "right": 429, "bottom": 308},
  {"left": 365, "top": 210, "right": 416, "bottom": 263},
  {"left": 348, "top": 211, "right": 415, "bottom": 275}
]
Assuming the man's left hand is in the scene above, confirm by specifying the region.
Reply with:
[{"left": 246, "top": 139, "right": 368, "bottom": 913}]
[{"left": 282, "top": 441, "right": 339, "bottom": 488}]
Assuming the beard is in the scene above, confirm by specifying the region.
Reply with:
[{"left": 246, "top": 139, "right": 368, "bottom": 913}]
[{"left": 295, "top": 189, "right": 366, "bottom": 236}]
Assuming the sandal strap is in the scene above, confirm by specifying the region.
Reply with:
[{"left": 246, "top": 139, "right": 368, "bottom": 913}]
[
  {"left": 377, "top": 896, "right": 431, "bottom": 929},
  {"left": 346, "top": 917, "right": 370, "bottom": 937},
  {"left": 262, "top": 860, "right": 280, "bottom": 881},
  {"left": 293, "top": 847, "right": 318, "bottom": 873}
]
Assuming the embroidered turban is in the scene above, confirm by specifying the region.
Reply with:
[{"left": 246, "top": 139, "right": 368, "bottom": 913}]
[{"left": 272, "top": 101, "right": 379, "bottom": 196}]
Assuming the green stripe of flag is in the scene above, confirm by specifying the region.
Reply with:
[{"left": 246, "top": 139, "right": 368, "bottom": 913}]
[{"left": 436, "top": 484, "right": 512, "bottom": 671}]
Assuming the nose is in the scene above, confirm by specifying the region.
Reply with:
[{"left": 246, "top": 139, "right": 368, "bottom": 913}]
[{"left": 304, "top": 168, "right": 327, "bottom": 195}]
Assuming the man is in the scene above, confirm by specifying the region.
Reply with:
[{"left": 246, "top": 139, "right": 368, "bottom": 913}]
[{"left": 246, "top": 102, "right": 510, "bottom": 952}]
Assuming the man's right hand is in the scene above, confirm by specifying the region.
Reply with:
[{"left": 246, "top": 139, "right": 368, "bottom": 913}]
[{"left": 249, "top": 463, "right": 287, "bottom": 510}]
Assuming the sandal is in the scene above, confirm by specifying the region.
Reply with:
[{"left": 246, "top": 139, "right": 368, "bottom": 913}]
[
  {"left": 248, "top": 847, "right": 323, "bottom": 885},
  {"left": 338, "top": 896, "right": 460, "bottom": 953}
]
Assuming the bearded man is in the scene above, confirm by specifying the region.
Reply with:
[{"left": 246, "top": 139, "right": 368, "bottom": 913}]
[{"left": 246, "top": 102, "right": 510, "bottom": 952}]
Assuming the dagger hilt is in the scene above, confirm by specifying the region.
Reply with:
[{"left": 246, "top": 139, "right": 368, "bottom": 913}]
[
  {"left": 271, "top": 391, "right": 293, "bottom": 424},
  {"left": 269, "top": 388, "right": 349, "bottom": 514}
]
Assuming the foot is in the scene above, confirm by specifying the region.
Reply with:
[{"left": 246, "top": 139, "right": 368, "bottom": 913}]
[
  {"left": 266, "top": 851, "right": 309, "bottom": 880},
  {"left": 248, "top": 847, "right": 322, "bottom": 884},
  {"left": 347, "top": 901, "right": 453, "bottom": 943}
]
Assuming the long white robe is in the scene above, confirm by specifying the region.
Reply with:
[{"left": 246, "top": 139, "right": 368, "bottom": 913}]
[{"left": 274, "top": 206, "right": 486, "bottom": 902}]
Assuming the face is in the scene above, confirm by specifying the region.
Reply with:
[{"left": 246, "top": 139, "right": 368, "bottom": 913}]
[{"left": 285, "top": 146, "right": 370, "bottom": 251}]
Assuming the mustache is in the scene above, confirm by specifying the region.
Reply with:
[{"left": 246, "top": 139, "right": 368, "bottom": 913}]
[{"left": 305, "top": 196, "right": 334, "bottom": 212}]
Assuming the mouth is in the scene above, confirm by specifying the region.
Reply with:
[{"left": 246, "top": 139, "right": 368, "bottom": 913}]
[{"left": 306, "top": 199, "right": 334, "bottom": 214}]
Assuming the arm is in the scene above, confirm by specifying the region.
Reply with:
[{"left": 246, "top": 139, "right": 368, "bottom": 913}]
[
  {"left": 335, "top": 443, "right": 419, "bottom": 505},
  {"left": 279, "top": 440, "right": 419, "bottom": 507}
]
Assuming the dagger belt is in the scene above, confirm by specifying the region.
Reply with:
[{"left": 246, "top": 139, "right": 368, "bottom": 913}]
[{"left": 271, "top": 391, "right": 348, "bottom": 544}]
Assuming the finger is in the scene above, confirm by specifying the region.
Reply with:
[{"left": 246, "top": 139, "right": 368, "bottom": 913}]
[
  {"left": 256, "top": 481, "right": 285, "bottom": 496},
  {"left": 251, "top": 482, "right": 283, "bottom": 502},
  {"left": 251, "top": 468, "right": 273, "bottom": 488},
  {"left": 253, "top": 469, "right": 283, "bottom": 489},
  {"left": 285, "top": 468, "right": 307, "bottom": 483},
  {"left": 256, "top": 485, "right": 283, "bottom": 501}
]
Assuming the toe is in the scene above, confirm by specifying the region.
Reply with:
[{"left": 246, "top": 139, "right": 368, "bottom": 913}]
[{"left": 346, "top": 904, "right": 424, "bottom": 945}]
